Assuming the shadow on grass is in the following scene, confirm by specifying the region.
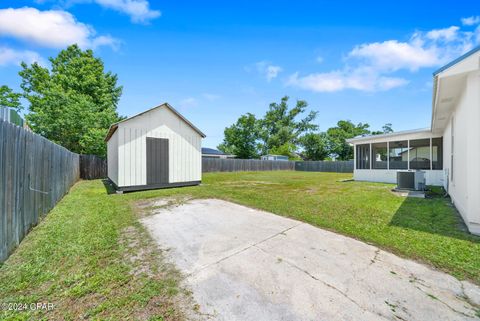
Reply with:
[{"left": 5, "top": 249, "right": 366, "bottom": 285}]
[
  {"left": 390, "top": 196, "right": 480, "bottom": 242},
  {"left": 102, "top": 179, "right": 117, "bottom": 195}
]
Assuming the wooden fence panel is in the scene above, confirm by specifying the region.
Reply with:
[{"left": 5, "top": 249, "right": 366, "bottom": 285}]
[
  {"left": 0, "top": 120, "right": 79, "bottom": 263},
  {"left": 202, "top": 158, "right": 295, "bottom": 172},
  {"left": 202, "top": 158, "right": 353, "bottom": 173},
  {"left": 80, "top": 154, "right": 107, "bottom": 180},
  {"left": 295, "top": 160, "right": 354, "bottom": 173}
]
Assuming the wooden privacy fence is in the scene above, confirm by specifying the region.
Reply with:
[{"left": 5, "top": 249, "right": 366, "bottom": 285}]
[
  {"left": 202, "top": 158, "right": 354, "bottom": 173},
  {"left": 80, "top": 154, "right": 107, "bottom": 180},
  {"left": 0, "top": 120, "right": 79, "bottom": 263},
  {"left": 202, "top": 158, "right": 295, "bottom": 172},
  {"left": 295, "top": 160, "right": 354, "bottom": 173}
]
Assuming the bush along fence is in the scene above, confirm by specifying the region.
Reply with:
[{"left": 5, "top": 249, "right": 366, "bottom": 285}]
[
  {"left": 0, "top": 119, "right": 80, "bottom": 263},
  {"left": 295, "top": 160, "right": 354, "bottom": 173},
  {"left": 80, "top": 154, "right": 107, "bottom": 180}
]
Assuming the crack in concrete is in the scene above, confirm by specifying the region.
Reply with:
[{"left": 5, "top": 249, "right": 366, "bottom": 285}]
[
  {"left": 370, "top": 249, "right": 381, "bottom": 265},
  {"left": 186, "top": 222, "right": 304, "bottom": 277},
  {"left": 460, "top": 282, "right": 480, "bottom": 310},
  {"left": 253, "top": 245, "right": 392, "bottom": 321},
  {"left": 413, "top": 285, "right": 475, "bottom": 318}
]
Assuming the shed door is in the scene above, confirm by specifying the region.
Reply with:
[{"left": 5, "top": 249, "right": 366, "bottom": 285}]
[{"left": 146, "top": 137, "right": 169, "bottom": 185}]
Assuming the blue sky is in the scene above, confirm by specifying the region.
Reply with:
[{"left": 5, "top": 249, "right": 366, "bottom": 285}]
[{"left": 1, "top": 1, "right": 479, "bottom": 148}]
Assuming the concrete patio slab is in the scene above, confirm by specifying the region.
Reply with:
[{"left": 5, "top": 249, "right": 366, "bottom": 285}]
[{"left": 141, "top": 199, "right": 480, "bottom": 321}]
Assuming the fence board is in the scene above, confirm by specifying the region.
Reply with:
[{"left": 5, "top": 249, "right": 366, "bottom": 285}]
[
  {"left": 295, "top": 160, "right": 354, "bottom": 173},
  {"left": 201, "top": 158, "right": 354, "bottom": 173},
  {"left": 202, "top": 158, "right": 295, "bottom": 172},
  {"left": 0, "top": 120, "right": 79, "bottom": 263},
  {"left": 80, "top": 154, "right": 107, "bottom": 180}
]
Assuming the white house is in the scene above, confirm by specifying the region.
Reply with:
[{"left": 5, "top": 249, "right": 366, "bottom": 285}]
[
  {"left": 347, "top": 47, "right": 480, "bottom": 235},
  {"left": 105, "top": 103, "right": 206, "bottom": 192},
  {"left": 202, "top": 147, "right": 235, "bottom": 159}
]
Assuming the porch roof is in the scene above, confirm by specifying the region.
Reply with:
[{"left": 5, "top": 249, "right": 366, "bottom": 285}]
[{"left": 346, "top": 128, "right": 433, "bottom": 144}]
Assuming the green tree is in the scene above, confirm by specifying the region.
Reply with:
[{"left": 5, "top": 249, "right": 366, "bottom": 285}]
[
  {"left": 371, "top": 123, "right": 393, "bottom": 135},
  {"left": 0, "top": 85, "right": 22, "bottom": 111},
  {"left": 299, "top": 132, "right": 329, "bottom": 160},
  {"left": 258, "top": 96, "right": 318, "bottom": 155},
  {"left": 20, "top": 44, "right": 123, "bottom": 156},
  {"left": 268, "top": 142, "right": 301, "bottom": 160},
  {"left": 217, "top": 113, "right": 260, "bottom": 159},
  {"left": 326, "top": 120, "right": 370, "bottom": 160}
]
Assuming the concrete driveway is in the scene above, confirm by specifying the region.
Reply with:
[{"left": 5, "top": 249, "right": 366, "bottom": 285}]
[{"left": 141, "top": 199, "right": 480, "bottom": 321}]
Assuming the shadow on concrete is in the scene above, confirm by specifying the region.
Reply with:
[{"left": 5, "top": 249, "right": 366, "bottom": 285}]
[{"left": 389, "top": 195, "right": 480, "bottom": 242}]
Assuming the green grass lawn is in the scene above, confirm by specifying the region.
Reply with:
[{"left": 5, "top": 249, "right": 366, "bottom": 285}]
[{"left": 1, "top": 171, "right": 479, "bottom": 320}]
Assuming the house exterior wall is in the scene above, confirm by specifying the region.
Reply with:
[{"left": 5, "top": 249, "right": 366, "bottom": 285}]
[
  {"left": 351, "top": 130, "right": 444, "bottom": 186},
  {"left": 354, "top": 169, "right": 443, "bottom": 185},
  {"left": 116, "top": 106, "right": 202, "bottom": 187},
  {"left": 442, "top": 70, "right": 480, "bottom": 234},
  {"left": 107, "top": 130, "right": 119, "bottom": 185}
]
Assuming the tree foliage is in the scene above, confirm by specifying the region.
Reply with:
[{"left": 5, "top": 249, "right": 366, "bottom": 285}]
[
  {"left": 371, "top": 123, "right": 393, "bottom": 135},
  {"left": 258, "top": 96, "right": 318, "bottom": 155},
  {"left": 218, "top": 96, "right": 319, "bottom": 160},
  {"left": 326, "top": 120, "right": 371, "bottom": 160},
  {"left": 0, "top": 85, "right": 22, "bottom": 111},
  {"left": 299, "top": 132, "right": 329, "bottom": 161},
  {"left": 217, "top": 113, "right": 260, "bottom": 159},
  {"left": 218, "top": 96, "right": 394, "bottom": 161},
  {"left": 20, "top": 45, "right": 123, "bottom": 156}
]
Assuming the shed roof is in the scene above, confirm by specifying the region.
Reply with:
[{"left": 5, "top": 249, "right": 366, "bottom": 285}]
[{"left": 105, "top": 102, "right": 206, "bottom": 142}]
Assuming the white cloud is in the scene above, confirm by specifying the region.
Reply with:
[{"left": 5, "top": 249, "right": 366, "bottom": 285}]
[
  {"left": 254, "top": 61, "right": 283, "bottom": 81},
  {"left": 348, "top": 40, "right": 440, "bottom": 72},
  {"left": 0, "top": 46, "right": 43, "bottom": 66},
  {"left": 425, "top": 26, "right": 460, "bottom": 41},
  {"left": 316, "top": 56, "right": 324, "bottom": 63},
  {"left": 461, "top": 16, "right": 480, "bottom": 26},
  {"left": 288, "top": 23, "right": 479, "bottom": 93},
  {"left": 0, "top": 7, "right": 119, "bottom": 49},
  {"left": 179, "top": 97, "right": 198, "bottom": 108},
  {"left": 287, "top": 68, "right": 408, "bottom": 92},
  {"left": 202, "top": 93, "right": 221, "bottom": 101},
  {"left": 92, "top": 0, "right": 160, "bottom": 23}
]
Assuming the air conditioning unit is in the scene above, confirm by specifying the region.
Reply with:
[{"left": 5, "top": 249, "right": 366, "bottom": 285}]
[{"left": 396, "top": 170, "right": 426, "bottom": 191}]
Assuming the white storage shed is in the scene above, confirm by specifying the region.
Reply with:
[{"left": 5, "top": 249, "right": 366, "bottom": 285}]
[{"left": 105, "top": 103, "right": 206, "bottom": 192}]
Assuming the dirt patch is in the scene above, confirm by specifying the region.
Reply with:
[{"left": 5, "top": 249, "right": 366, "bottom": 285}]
[
  {"left": 135, "top": 196, "right": 194, "bottom": 218},
  {"left": 217, "top": 180, "right": 282, "bottom": 188}
]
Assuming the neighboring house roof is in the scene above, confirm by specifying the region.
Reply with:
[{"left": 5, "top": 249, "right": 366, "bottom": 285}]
[
  {"left": 346, "top": 128, "right": 431, "bottom": 144},
  {"left": 105, "top": 102, "right": 206, "bottom": 142},
  {"left": 202, "top": 147, "right": 227, "bottom": 155}
]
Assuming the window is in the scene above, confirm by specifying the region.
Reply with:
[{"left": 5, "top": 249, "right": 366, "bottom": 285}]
[
  {"left": 409, "top": 139, "right": 431, "bottom": 169},
  {"left": 432, "top": 137, "right": 443, "bottom": 169},
  {"left": 389, "top": 141, "right": 408, "bottom": 169},
  {"left": 372, "top": 143, "right": 388, "bottom": 169},
  {"left": 356, "top": 144, "right": 370, "bottom": 169}
]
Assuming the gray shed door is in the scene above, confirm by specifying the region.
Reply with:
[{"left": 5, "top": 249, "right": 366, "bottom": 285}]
[{"left": 146, "top": 137, "right": 169, "bottom": 184}]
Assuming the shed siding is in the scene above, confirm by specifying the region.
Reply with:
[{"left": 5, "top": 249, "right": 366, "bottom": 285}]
[
  {"left": 117, "top": 106, "right": 202, "bottom": 187},
  {"left": 107, "top": 130, "right": 119, "bottom": 185}
]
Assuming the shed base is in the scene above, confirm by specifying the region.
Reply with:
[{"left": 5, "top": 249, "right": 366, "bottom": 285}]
[{"left": 111, "top": 180, "right": 201, "bottom": 192}]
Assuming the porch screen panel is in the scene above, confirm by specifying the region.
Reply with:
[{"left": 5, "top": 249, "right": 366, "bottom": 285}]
[
  {"left": 389, "top": 140, "right": 408, "bottom": 169},
  {"left": 372, "top": 143, "right": 387, "bottom": 169},
  {"left": 356, "top": 144, "right": 370, "bottom": 169},
  {"left": 410, "top": 139, "right": 431, "bottom": 169},
  {"left": 432, "top": 137, "right": 443, "bottom": 169}
]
